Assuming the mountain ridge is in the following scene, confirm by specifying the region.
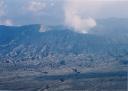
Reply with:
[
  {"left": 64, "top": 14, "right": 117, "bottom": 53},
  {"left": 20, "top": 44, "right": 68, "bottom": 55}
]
[{"left": 0, "top": 21, "right": 127, "bottom": 75}]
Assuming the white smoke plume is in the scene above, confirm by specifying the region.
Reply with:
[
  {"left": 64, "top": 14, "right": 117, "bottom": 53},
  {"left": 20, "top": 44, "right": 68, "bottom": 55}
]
[
  {"left": 39, "top": 25, "right": 47, "bottom": 32},
  {"left": 64, "top": 0, "right": 97, "bottom": 34},
  {"left": 0, "top": 19, "right": 13, "bottom": 26}
]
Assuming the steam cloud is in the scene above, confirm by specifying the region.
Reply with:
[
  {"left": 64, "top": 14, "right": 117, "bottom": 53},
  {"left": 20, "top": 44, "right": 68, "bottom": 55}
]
[
  {"left": 0, "top": 19, "right": 13, "bottom": 26},
  {"left": 39, "top": 25, "right": 47, "bottom": 32},
  {"left": 64, "top": 0, "right": 97, "bottom": 34}
]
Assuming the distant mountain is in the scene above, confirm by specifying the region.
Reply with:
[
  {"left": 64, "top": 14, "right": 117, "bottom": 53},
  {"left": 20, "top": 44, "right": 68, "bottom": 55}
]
[
  {"left": 0, "top": 19, "right": 128, "bottom": 74},
  {"left": 91, "top": 18, "right": 128, "bottom": 43}
]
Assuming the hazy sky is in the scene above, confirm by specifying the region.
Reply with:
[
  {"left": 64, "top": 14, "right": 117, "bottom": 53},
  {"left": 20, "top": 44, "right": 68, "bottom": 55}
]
[{"left": 0, "top": 0, "right": 128, "bottom": 26}]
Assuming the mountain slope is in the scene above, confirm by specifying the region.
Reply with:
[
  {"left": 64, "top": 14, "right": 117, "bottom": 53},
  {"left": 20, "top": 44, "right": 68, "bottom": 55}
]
[{"left": 0, "top": 23, "right": 127, "bottom": 75}]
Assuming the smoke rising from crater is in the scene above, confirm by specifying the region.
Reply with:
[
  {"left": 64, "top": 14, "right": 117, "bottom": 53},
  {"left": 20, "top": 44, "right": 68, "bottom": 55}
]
[{"left": 64, "top": 0, "right": 97, "bottom": 34}]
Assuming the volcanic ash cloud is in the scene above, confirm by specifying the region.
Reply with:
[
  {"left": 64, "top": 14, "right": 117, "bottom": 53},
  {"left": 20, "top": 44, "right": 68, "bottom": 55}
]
[{"left": 64, "top": 0, "right": 97, "bottom": 34}]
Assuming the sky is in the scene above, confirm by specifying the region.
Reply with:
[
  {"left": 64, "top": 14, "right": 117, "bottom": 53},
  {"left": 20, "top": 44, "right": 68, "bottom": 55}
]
[{"left": 0, "top": 0, "right": 128, "bottom": 28}]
